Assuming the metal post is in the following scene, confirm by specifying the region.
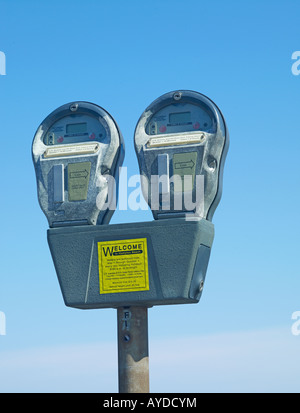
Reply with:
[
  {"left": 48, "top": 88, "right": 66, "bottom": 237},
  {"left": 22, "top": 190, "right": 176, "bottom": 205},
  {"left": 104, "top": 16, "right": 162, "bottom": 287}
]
[{"left": 117, "top": 306, "right": 149, "bottom": 393}]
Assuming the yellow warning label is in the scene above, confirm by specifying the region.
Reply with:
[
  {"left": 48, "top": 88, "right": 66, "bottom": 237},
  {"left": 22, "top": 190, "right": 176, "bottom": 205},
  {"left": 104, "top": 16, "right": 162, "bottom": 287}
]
[{"left": 98, "top": 238, "right": 149, "bottom": 294}]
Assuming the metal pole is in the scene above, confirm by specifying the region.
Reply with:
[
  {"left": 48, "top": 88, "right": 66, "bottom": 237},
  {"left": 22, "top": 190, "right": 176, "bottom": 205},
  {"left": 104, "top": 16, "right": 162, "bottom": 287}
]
[{"left": 117, "top": 306, "right": 149, "bottom": 393}]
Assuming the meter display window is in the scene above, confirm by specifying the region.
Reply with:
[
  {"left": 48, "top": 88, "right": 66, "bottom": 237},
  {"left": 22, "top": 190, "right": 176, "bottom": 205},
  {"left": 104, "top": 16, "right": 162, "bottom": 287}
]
[
  {"left": 43, "top": 114, "right": 108, "bottom": 146},
  {"left": 146, "top": 103, "right": 216, "bottom": 136},
  {"left": 66, "top": 122, "right": 87, "bottom": 134}
]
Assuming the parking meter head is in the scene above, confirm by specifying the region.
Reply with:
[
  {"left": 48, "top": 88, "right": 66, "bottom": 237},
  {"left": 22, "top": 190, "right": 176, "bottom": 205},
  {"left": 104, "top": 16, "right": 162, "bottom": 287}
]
[
  {"left": 32, "top": 101, "right": 124, "bottom": 227},
  {"left": 134, "top": 90, "right": 229, "bottom": 220}
]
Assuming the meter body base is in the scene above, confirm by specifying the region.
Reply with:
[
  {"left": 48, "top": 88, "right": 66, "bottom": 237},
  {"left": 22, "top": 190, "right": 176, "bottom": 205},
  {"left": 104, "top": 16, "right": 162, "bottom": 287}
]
[{"left": 47, "top": 218, "right": 214, "bottom": 309}]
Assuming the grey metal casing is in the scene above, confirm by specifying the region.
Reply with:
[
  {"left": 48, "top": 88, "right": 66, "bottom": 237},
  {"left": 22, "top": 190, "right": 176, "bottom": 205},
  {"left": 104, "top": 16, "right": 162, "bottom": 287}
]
[
  {"left": 32, "top": 101, "right": 124, "bottom": 227},
  {"left": 47, "top": 217, "right": 214, "bottom": 309},
  {"left": 134, "top": 90, "right": 229, "bottom": 221}
]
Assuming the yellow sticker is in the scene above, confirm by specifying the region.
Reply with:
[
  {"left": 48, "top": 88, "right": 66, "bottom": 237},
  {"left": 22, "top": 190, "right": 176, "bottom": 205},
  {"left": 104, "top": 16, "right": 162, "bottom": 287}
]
[{"left": 98, "top": 238, "right": 149, "bottom": 294}]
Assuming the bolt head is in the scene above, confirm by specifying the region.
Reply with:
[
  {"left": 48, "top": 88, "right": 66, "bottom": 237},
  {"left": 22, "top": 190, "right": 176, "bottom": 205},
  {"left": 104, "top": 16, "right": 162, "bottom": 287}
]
[
  {"left": 70, "top": 103, "right": 78, "bottom": 112},
  {"left": 173, "top": 91, "right": 182, "bottom": 101}
]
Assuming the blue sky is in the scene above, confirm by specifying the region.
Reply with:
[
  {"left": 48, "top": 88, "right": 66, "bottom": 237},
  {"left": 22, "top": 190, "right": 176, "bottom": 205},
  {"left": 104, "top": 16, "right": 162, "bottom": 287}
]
[{"left": 0, "top": 0, "right": 300, "bottom": 392}]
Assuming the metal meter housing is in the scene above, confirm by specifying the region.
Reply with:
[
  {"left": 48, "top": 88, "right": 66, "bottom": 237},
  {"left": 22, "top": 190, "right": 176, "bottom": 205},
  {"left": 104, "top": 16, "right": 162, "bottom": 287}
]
[
  {"left": 32, "top": 101, "right": 124, "bottom": 227},
  {"left": 134, "top": 90, "right": 229, "bottom": 220}
]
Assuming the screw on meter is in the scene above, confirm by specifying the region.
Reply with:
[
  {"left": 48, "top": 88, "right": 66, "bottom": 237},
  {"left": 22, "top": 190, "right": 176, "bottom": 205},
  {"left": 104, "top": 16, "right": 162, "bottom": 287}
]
[
  {"left": 134, "top": 90, "right": 229, "bottom": 220},
  {"left": 32, "top": 101, "right": 124, "bottom": 227}
]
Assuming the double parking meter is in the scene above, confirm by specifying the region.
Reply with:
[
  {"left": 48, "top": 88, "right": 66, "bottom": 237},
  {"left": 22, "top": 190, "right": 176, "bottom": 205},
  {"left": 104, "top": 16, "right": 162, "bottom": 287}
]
[
  {"left": 32, "top": 101, "right": 124, "bottom": 227},
  {"left": 134, "top": 90, "right": 229, "bottom": 220},
  {"left": 32, "top": 92, "right": 228, "bottom": 309}
]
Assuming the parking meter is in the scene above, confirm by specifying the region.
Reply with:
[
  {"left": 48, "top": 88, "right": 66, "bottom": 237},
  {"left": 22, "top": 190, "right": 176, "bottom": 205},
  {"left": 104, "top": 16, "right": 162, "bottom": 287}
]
[
  {"left": 32, "top": 101, "right": 124, "bottom": 227},
  {"left": 34, "top": 93, "right": 228, "bottom": 310},
  {"left": 134, "top": 90, "right": 229, "bottom": 220}
]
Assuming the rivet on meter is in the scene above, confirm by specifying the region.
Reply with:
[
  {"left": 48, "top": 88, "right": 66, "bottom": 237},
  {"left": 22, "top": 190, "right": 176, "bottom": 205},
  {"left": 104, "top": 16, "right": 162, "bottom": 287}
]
[
  {"left": 199, "top": 280, "right": 204, "bottom": 292},
  {"left": 70, "top": 103, "right": 78, "bottom": 112},
  {"left": 173, "top": 91, "right": 182, "bottom": 100},
  {"left": 208, "top": 157, "right": 217, "bottom": 171}
]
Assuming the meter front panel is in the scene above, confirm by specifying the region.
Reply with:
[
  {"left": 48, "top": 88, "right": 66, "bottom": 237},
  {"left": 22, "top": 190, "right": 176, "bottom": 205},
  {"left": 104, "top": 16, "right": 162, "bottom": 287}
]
[
  {"left": 134, "top": 90, "right": 229, "bottom": 221},
  {"left": 43, "top": 114, "right": 109, "bottom": 146},
  {"left": 146, "top": 102, "right": 216, "bottom": 136},
  {"left": 32, "top": 102, "right": 124, "bottom": 227}
]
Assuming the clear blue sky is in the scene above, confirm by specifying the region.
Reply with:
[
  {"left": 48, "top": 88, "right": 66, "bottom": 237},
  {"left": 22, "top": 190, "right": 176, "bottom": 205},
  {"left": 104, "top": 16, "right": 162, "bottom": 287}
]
[{"left": 0, "top": 0, "right": 300, "bottom": 392}]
